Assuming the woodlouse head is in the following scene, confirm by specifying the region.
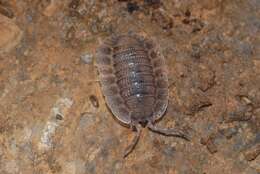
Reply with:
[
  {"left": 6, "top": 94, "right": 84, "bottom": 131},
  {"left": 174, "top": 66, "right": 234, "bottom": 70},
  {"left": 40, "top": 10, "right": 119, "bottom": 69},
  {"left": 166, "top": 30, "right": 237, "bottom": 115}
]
[
  {"left": 139, "top": 120, "right": 148, "bottom": 128},
  {"left": 131, "top": 111, "right": 152, "bottom": 128}
]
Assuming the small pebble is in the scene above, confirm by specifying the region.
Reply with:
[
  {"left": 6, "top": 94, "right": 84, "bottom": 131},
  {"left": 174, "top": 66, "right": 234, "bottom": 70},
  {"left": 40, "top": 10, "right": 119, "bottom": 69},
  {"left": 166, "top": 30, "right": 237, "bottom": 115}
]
[
  {"left": 206, "top": 140, "right": 218, "bottom": 154},
  {"left": 55, "top": 114, "right": 63, "bottom": 120},
  {"left": 241, "top": 96, "right": 252, "bottom": 105},
  {"left": 80, "top": 52, "right": 93, "bottom": 64},
  {"left": 244, "top": 144, "right": 260, "bottom": 161},
  {"left": 127, "top": 2, "right": 139, "bottom": 13},
  {"left": 144, "top": 0, "right": 161, "bottom": 8},
  {"left": 0, "top": 6, "right": 14, "bottom": 18},
  {"left": 201, "top": 135, "right": 218, "bottom": 154},
  {"left": 69, "top": 0, "right": 80, "bottom": 9},
  {"left": 219, "top": 127, "right": 238, "bottom": 139},
  {"left": 89, "top": 95, "right": 99, "bottom": 108}
]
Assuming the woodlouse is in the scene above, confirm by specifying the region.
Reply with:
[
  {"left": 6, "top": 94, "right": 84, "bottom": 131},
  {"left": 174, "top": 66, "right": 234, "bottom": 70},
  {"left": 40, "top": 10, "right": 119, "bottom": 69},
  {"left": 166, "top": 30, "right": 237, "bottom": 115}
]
[{"left": 96, "top": 33, "right": 189, "bottom": 157}]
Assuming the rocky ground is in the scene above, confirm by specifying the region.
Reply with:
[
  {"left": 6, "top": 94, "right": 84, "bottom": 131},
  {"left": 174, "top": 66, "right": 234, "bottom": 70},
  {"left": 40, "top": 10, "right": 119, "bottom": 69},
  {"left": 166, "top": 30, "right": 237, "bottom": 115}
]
[{"left": 0, "top": 0, "right": 259, "bottom": 174}]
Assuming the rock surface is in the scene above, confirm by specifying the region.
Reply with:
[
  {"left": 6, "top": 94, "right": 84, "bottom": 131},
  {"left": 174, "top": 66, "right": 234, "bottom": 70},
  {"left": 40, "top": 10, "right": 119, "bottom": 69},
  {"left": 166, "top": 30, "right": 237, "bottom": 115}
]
[{"left": 0, "top": 0, "right": 259, "bottom": 174}]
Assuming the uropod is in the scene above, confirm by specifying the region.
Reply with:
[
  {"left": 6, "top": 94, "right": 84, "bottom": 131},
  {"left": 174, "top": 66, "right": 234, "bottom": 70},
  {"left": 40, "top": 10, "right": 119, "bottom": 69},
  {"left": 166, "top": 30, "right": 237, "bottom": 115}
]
[{"left": 96, "top": 33, "right": 189, "bottom": 157}]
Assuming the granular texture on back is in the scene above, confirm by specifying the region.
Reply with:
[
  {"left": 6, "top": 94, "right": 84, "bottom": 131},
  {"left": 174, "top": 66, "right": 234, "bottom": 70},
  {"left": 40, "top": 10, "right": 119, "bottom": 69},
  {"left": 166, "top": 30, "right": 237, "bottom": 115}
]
[{"left": 96, "top": 33, "right": 168, "bottom": 126}]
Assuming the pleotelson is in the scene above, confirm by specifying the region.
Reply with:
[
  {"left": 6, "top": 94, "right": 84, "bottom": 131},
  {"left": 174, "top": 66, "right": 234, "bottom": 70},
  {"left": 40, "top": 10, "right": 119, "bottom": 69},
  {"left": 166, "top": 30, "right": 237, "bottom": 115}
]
[{"left": 96, "top": 34, "right": 168, "bottom": 125}]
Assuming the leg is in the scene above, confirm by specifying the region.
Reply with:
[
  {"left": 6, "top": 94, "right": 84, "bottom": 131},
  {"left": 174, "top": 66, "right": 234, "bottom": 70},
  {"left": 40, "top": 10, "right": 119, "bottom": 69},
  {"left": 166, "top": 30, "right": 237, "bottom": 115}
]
[
  {"left": 123, "top": 125, "right": 142, "bottom": 158},
  {"left": 147, "top": 122, "right": 190, "bottom": 141}
]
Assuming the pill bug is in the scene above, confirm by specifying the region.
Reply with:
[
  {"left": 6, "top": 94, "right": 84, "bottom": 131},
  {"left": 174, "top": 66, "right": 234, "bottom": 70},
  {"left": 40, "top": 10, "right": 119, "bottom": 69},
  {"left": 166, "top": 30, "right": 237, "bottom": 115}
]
[{"left": 96, "top": 33, "right": 189, "bottom": 157}]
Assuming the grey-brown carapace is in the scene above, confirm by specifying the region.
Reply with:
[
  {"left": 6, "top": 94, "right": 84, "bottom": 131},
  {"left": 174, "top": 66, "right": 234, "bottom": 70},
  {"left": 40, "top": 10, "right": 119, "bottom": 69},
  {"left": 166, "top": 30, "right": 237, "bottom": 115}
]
[{"left": 96, "top": 33, "right": 189, "bottom": 157}]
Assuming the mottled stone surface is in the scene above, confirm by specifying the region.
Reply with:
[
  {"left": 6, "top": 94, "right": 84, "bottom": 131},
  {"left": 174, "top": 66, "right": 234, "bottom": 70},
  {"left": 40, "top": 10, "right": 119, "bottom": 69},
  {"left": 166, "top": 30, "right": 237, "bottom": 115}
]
[
  {"left": 0, "top": 0, "right": 259, "bottom": 173},
  {"left": 0, "top": 14, "right": 23, "bottom": 53}
]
